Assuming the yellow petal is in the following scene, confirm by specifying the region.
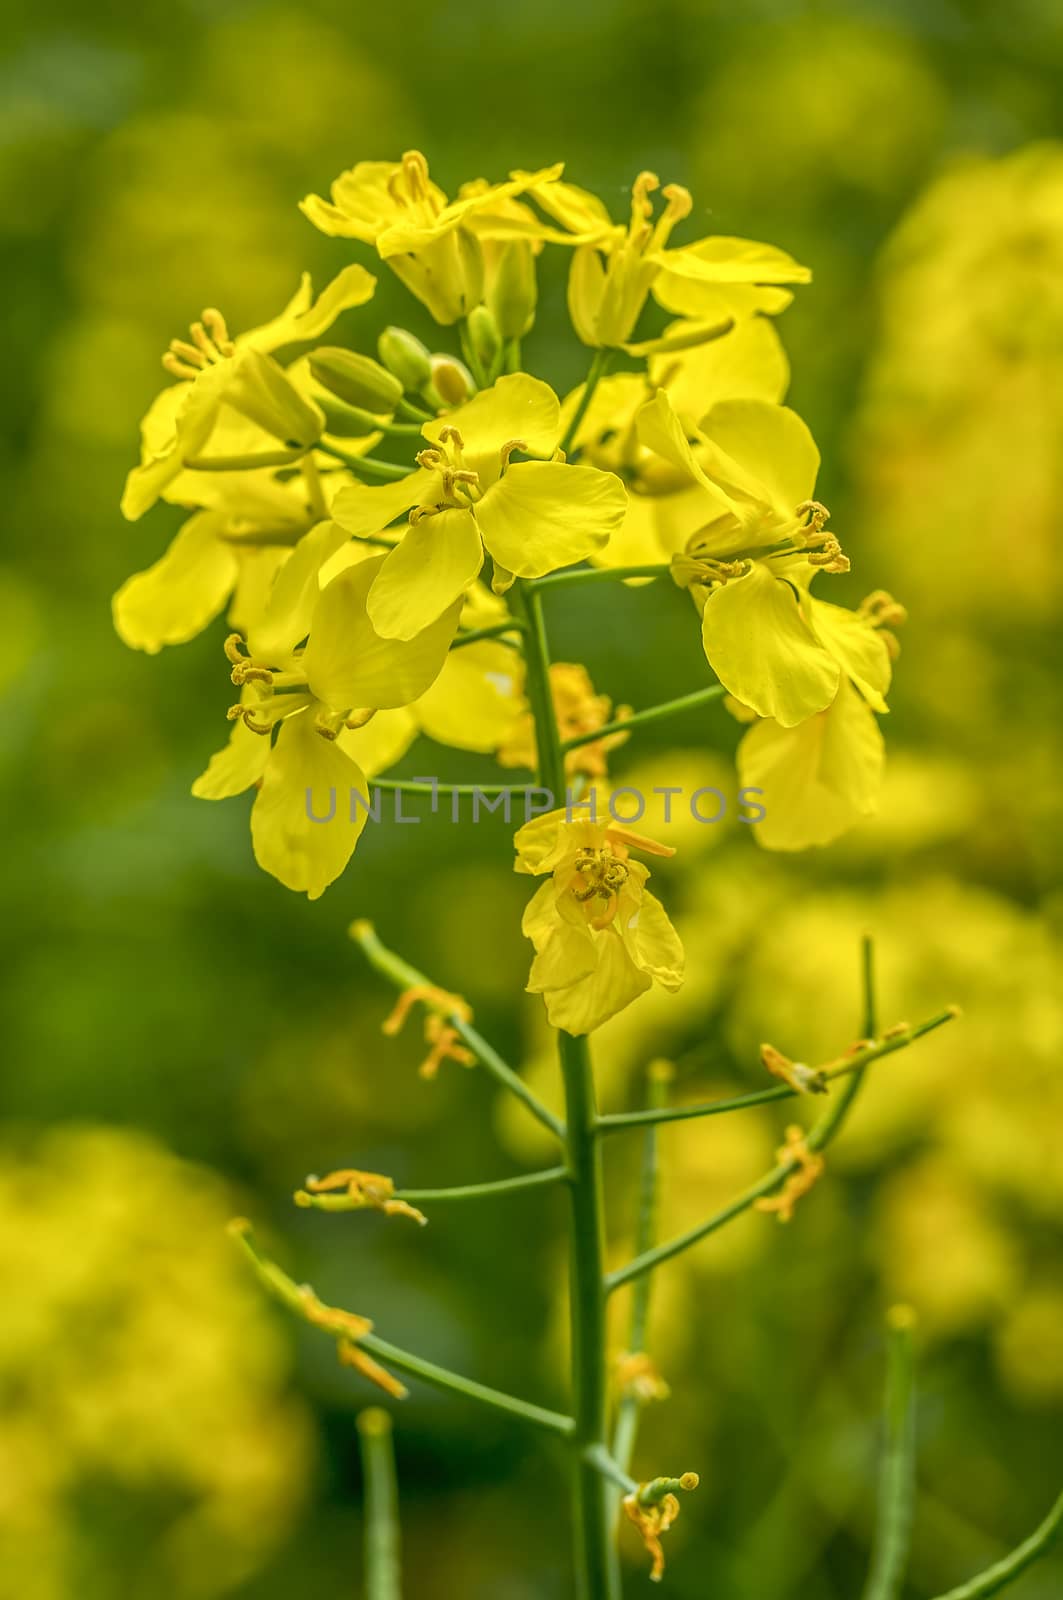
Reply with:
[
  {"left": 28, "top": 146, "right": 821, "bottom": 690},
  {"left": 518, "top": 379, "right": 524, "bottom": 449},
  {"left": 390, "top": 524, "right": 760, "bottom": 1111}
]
[
  {"left": 701, "top": 563, "right": 840, "bottom": 726},
  {"left": 618, "top": 889, "right": 685, "bottom": 990},
  {"left": 248, "top": 520, "right": 352, "bottom": 659},
  {"left": 807, "top": 598, "right": 892, "bottom": 712},
  {"left": 366, "top": 509, "right": 483, "bottom": 640},
  {"left": 337, "top": 708, "right": 419, "bottom": 777},
  {"left": 542, "top": 932, "right": 651, "bottom": 1035},
  {"left": 636, "top": 390, "right": 740, "bottom": 513},
  {"left": 299, "top": 160, "right": 447, "bottom": 242},
  {"left": 112, "top": 513, "right": 238, "bottom": 653},
  {"left": 654, "top": 235, "right": 810, "bottom": 287},
  {"left": 475, "top": 462, "right": 626, "bottom": 577},
  {"left": 737, "top": 678, "right": 884, "bottom": 851},
  {"left": 192, "top": 717, "right": 271, "bottom": 799},
  {"left": 242, "top": 266, "right": 377, "bottom": 353},
  {"left": 415, "top": 640, "right": 525, "bottom": 751},
  {"left": 652, "top": 317, "right": 789, "bottom": 428},
  {"left": 422, "top": 373, "right": 560, "bottom": 481},
  {"left": 568, "top": 246, "right": 609, "bottom": 345},
  {"left": 303, "top": 555, "right": 460, "bottom": 709},
  {"left": 251, "top": 711, "right": 369, "bottom": 898},
  {"left": 698, "top": 399, "right": 819, "bottom": 517},
  {"left": 331, "top": 471, "right": 428, "bottom": 540}
]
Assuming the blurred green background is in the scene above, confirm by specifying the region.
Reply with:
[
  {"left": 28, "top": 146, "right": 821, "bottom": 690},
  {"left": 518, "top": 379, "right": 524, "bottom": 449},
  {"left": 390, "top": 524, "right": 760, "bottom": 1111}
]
[{"left": 2, "top": 0, "right": 1061, "bottom": 1595}]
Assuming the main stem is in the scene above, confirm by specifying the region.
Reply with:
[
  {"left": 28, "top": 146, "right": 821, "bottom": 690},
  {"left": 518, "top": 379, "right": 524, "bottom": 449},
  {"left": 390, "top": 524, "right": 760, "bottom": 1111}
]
[{"left": 514, "top": 579, "right": 620, "bottom": 1600}]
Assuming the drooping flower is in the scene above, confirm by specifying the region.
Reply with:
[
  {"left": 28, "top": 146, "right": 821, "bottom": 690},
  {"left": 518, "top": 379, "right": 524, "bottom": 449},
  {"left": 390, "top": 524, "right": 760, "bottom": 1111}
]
[
  {"left": 514, "top": 809, "right": 684, "bottom": 1034},
  {"left": 300, "top": 150, "right": 562, "bottom": 325},
  {"left": 332, "top": 373, "right": 627, "bottom": 639},
  {"left": 120, "top": 266, "right": 377, "bottom": 521}
]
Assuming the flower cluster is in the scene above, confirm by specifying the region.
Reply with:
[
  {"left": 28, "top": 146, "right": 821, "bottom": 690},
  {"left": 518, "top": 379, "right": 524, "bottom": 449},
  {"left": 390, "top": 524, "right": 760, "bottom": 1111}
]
[{"left": 114, "top": 148, "right": 902, "bottom": 1008}]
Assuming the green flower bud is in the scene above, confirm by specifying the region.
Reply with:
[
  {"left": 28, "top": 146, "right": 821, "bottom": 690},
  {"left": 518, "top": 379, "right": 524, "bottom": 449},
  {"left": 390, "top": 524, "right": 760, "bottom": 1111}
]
[
  {"left": 377, "top": 327, "right": 433, "bottom": 393},
  {"left": 315, "top": 392, "right": 386, "bottom": 438},
  {"left": 309, "top": 348, "right": 403, "bottom": 414},
  {"left": 487, "top": 240, "right": 538, "bottom": 339},
  {"left": 466, "top": 304, "right": 502, "bottom": 376},
  {"left": 429, "top": 355, "right": 476, "bottom": 407}
]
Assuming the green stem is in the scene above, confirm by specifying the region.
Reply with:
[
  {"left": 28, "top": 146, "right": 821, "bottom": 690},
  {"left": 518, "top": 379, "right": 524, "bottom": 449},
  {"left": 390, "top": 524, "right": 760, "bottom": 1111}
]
[
  {"left": 559, "top": 349, "right": 613, "bottom": 456},
  {"left": 529, "top": 563, "right": 671, "bottom": 592},
  {"left": 449, "top": 619, "right": 527, "bottom": 651},
  {"left": 317, "top": 442, "right": 413, "bottom": 480},
  {"left": 350, "top": 920, "right": 565, "bottom": 1143},
  {"left": 515, "top": 573, "right": 621, "bottom": 1600},
  {"left": 357, "top": 1409, "right": 402, "bottom": 1600},
  {"left": 612, "top": 1063, "right": 671, "bottom": 1520},
  {"left": 562, "top": 684, "right": 725, "bottom": 753},
  {"left": 358, "top": 1331, "right": 574, "bottom": 1437},
  {"left": 861, "top": 1309, "right": 918, "bottom": 1600},
  {"left": 504, "top": 338, "right": 522, "bottom": 374},
  {"left": 368, "top": 778, "right": 528, "bottom": 798},
  {"left": 597, "top": 1009, "right": 957, "bottom": 1137},
  {"left": 606, "top": 1005, "right": 957, "bottom": 1292},
  {"left": 232, "top": 1222, "right": 573, "bottom": 1438},
  {"left": 928, "top": 1489, "right": 1063, "bottom": 1600},
  {"left": 395, "top": 1166, "right": 567, "bottom": 1203},
  {"left": 560, "top": 1029, "right": 619, "bottom": 1600},
  {"left": 396, "top": 397, "right": 434, "bottom": 423}
]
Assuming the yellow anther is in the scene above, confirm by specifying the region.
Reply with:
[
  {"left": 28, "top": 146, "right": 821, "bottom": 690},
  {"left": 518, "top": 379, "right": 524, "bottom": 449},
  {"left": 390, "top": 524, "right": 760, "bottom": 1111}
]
[
  {"left": 337, "top": 1338, "right": 409, "bottom": 1399},
  {"left": 760, "top": 1042, "right": 828, "bottom": 1095},
  {"left": 436, "top": 425, "right": 465, "bottom": 450},
  {"left": 296, "top": 1168, "right": 427, "bottom": 1227},
  {"left": 228, "top": 703, "right": 274, "bottom": 735},
  {"left": 661, "top": 183, "right": 693, "bottom": 223},
  {"left": 630, "top": 170, "right": 661, "bottom": 231},
  {"left": 807, "top": 534, "right": 849, "bottom": 573},
  {"left": 344, "top": 707, "right": 377, "bottom": 730},
  {"left": 224, "top": 633, "right": 247, "bottom": 664},
  {"left": 615, "top": 1351, "right": 671, "bottom": 1403},
  {"left": 415, "top": 447, "right": 443, "bottom": 470},
  {"left": 860, "top": 589, "right": 908, "bottom": 629},
  {"left": 381, "top": 984, "right": 476, "bottom": 1081},
  {"left": 796, "top": 498, "right": 831, "bottom": 531},
  {"left": 755, "top": 1126, "right": 825, "bottom": 1223},
  {"left": 499, "top": 437, "right": 527, "bottom": 471},
  {"left": 201, "top": 306, "right": 234, "bottom": 354}
]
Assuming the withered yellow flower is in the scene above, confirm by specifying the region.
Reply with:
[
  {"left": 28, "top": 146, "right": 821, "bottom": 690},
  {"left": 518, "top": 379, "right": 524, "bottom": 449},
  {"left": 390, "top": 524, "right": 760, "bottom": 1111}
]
[{"left": 514, "top": 809, "right": 684, "bottom": 1035}]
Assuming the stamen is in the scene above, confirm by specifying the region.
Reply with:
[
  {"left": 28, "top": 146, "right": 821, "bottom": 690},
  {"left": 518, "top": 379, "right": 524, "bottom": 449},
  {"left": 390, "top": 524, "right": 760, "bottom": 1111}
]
[
  {"left": 499, "top": 437, "right": 528, "bottom": 471},
  {"left": 401, "top": 149, "right": 432, "bottom": 203},
  {"left": 629, "top": 170, "right": 660, "bottom": 235},
  {"left": 436, "top": 425, "right": 465, "bottom": 450}
]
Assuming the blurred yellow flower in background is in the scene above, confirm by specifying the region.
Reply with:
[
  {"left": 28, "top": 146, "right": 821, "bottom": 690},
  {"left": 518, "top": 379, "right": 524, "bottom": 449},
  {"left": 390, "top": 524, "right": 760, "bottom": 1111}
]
[{"left": 0, "top": 1127, "right": 311, "bottom": 1600}]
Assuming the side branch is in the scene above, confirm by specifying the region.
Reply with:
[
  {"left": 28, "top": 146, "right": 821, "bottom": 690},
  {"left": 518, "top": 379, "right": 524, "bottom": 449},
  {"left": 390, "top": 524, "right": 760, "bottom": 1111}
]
[
  {"left": 597, "top": 1008, "right": 958, "bottom": 1137},
  {"left": 357, "top": 1409, "right": 403, "bottom": 1600},
  {"left": 605, "top": 1004, "right": 958, "bottom": 1292},
  {"left": 927, "top": 1489, "right": 1063, "bottom": 1600},
  {"left": 350, "top": 920, "right": 566, "bottom": 1143},
  {"left": 562, "top": 684, "right": 725, "bottom": 754},
  {"left": 232, "top": 1221, "right": 574, "bottom": 1438}
]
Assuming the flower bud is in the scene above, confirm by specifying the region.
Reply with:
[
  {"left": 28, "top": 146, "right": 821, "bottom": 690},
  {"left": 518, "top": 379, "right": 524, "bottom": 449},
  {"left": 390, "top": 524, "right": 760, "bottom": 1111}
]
[
  {"left": 309, "top": 347, "right": 403, "bottom": 413},
  {"left": 487, "top": 240, "right": 538, "bottom": 339},
  {"left": 429, "top": 354, "right": 476, "bottom": 407},
  {"left": 377, "top": 326, "right": 433, "bottom": 393},
  {"left": 465, "top": 304, "right": 502, "bottom": 377},
  {"left": 315, "top": 392, "right": 385, "bottom": 438}
]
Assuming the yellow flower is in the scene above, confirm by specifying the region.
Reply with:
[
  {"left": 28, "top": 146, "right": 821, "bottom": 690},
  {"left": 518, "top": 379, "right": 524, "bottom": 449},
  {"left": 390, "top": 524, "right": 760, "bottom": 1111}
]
[
  {"left": 120, "top": 265, "right": 376, "bottom": 521},
  {"left": 735, "top": 590, "right": 903, "bottom": 850},
  {"left": 560, "top": 317, "right": 790, "bottom": 569},
  {"left": 524, "top": 168, "right": 809, "bottom": 350},
  {"left": 642, "top": 392, "right": 859, "bottom": 726},
  {"left": 514, "top": 809, "right": 684, "bottom": 1035},
  {"left": 300, "top": 150, "right": 562, "bottom": 325},
  {"left": 332, "top": 373, "right": 627, "bottom": 639},
  {"left": 192, "top": 554, "right": 462, "bottom": 898}
]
